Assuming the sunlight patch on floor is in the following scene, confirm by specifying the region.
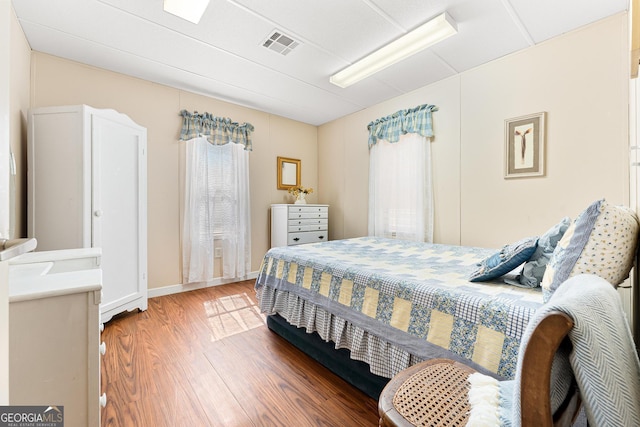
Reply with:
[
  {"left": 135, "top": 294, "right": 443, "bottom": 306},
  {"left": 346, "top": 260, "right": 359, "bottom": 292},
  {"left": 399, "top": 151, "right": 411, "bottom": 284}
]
[{"left": 203, "top": 292, "right": 265, "bottom": 341}]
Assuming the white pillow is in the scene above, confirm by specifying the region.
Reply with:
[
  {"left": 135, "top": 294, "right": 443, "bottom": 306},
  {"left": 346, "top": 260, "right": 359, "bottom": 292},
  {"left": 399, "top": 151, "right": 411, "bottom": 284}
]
[{"left": 541, "top": 200, "right": 639, "bottom": 302}]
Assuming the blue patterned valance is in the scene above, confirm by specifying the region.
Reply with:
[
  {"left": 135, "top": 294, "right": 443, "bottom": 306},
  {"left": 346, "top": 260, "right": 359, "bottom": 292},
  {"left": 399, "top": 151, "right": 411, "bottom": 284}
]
[
  {"left": 179, "top": 110, "right": 254, "bottom": 151},
  {"left": 367, "top": 104, "right": 438, "bottom": 148}
]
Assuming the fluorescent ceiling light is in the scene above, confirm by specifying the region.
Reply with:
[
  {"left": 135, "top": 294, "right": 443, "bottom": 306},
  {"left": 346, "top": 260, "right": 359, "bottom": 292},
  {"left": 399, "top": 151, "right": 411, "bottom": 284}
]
[
  {"left": 330, "top": 12, "right": 457, "bottom": 88},
  {"left": 163, "top": 0, "right": 210, "bottom": 24}
]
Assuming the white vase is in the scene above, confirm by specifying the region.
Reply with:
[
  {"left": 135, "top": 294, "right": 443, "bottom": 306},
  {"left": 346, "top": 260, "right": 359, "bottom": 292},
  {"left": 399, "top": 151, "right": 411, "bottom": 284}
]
[{"left": 295, "top": 193, "right": 307, "bottom": 204}]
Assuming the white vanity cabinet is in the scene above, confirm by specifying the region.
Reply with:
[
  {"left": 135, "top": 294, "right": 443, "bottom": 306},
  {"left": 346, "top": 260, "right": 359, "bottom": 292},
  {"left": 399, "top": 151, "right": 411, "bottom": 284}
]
[
  {"left": 8, "top": 248, "right": 103, "bottom": 427},
  {"left": 271, "top": 204, "right": 329, "bottom": 248},
  {"left": 28, "top": 105, "right": 147, "bottom": 323}
]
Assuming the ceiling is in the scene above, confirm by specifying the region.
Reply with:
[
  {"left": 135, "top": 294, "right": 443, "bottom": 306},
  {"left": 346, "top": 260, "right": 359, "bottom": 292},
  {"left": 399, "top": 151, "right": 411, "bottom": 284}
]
[{"left": 12, "top": 0, "right": 629, "bottom": 126}]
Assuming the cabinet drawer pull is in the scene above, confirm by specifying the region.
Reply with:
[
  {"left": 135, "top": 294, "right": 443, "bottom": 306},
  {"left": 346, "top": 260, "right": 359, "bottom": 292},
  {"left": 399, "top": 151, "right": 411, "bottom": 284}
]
[
  {"left": 100, "top": 342, "right": 106, "bottom": 356},
  {"left": 293, "top": 237, "right": 300, "bottom": 241},
  {"left": 100, "top": 393, "right": 107, "bottom": 407},
  {"left": 318, "top": 236, "right": 325, "bottom": 239}
]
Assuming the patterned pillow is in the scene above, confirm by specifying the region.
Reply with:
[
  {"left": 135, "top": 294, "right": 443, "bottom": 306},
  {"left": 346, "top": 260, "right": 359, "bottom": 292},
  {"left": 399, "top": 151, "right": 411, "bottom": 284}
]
[
  {"left": 541, "top": 199, "right": 640, "bottom": 302},
  {"left": 518, "top": 217, "right": 571, "bottom": 288},
  {"left": 469, "top": 237, "right": 538, "bottom": 282}
]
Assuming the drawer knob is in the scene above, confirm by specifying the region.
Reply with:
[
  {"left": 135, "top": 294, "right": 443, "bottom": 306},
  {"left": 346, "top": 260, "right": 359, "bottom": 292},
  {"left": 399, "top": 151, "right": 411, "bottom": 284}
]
[
  {"left": 293, "top": 237, "right": 300, "bottom": 241},
  {"left": 100, "top": 342, "right": 106, "bottom": 355},
  {"left": 318, "top": 236, "right": 325, "bottom": 239},
  {"left": 100, "top": 393, "right": 107, "bottom": 407}
]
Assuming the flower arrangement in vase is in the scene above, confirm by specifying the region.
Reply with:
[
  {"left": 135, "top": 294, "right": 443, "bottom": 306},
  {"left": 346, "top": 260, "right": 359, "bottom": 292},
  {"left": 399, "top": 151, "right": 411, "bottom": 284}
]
[{"left": 288, "top": 185, "right": 313, "bottom": 204}]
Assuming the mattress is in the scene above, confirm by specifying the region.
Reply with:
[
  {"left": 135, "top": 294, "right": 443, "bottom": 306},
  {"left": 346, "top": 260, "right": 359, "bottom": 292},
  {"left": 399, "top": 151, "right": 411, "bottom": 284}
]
[{"left": 255, "top": 237, "right": 543, "bottom": 380}]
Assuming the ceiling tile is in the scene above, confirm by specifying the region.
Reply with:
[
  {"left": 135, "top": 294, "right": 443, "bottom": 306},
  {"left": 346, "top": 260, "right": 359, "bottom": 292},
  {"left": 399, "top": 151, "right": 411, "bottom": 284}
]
[
  {"left": 509, "top": 0, "right": 628, "bottom": 43},
  {"left": 12, "top": 0, "right": 629, "bottom": 125}
]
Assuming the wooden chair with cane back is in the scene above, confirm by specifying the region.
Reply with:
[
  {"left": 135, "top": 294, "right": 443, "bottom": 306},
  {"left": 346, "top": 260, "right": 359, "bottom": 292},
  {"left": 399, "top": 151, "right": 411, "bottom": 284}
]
[{"left": 378, "top": 311, "right": 581, "bottom": 427}]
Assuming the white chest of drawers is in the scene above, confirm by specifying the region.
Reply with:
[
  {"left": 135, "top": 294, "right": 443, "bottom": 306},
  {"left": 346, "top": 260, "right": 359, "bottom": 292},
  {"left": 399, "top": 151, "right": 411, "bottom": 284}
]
[{"left": 271, "top": 204, "right": 329, "bottom": 248}]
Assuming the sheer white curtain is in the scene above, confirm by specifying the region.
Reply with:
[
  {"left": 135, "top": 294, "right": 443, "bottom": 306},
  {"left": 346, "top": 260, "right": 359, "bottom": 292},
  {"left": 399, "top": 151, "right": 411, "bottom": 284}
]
[
  {"left": 182, "top": 136, "right": 251, "bottom": 283},
  {"left": 368, "top": 133, "right": 433, "bottom": 242}
]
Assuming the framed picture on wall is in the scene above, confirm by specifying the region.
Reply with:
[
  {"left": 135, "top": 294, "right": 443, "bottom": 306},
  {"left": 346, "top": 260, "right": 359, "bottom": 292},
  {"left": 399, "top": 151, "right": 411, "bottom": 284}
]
[{"left": 504, "top": 112, "right": 546, "bottom": 179}]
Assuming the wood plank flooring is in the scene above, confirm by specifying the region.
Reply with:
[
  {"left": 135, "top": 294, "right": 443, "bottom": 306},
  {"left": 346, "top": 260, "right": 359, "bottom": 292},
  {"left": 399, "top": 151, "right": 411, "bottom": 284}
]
[{"left": 100, "top": 280, "right": 380, "bottom": 426}]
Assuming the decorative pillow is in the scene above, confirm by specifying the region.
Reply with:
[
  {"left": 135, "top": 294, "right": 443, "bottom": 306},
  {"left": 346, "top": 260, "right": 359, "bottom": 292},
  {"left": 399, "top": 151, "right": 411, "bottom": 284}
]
[
  {"left": 541, "top": 199, "right": 640, "bottom": 302},
  {"left": 518, "top": 217, "right": 571, "bottom": 288},
  {"left": 469, "top": 237, "right": 538, "bottom": 282}
]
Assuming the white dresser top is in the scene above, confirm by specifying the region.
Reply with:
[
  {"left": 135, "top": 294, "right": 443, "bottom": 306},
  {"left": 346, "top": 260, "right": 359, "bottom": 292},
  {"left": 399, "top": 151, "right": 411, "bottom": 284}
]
[
  {"left": 8, "top": 248, "right": 103, "bottom": 302},
  {"left": 9, "top": 269, "right": 102, "bottom": 302},
  {"left": 271, "top": 203, "right": 329, "bottom": 207},
  {"left": 9, "top": 247, "right": 102, "bottom": 265}
]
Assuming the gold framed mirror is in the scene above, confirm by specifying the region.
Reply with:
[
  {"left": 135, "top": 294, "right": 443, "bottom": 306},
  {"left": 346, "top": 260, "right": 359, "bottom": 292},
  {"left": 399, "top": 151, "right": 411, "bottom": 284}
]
[{"left": 277, "top": 156, "right": 301, "bottom": 190}]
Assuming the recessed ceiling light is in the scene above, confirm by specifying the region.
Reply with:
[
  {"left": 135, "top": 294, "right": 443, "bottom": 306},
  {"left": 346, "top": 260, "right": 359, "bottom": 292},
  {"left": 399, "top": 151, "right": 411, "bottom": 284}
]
[
  {"left": 163, "top": 0, "right": 210, "bottom": 24},
  {"left": 330, "top": 12, "right": 457, "bottom": 88}
]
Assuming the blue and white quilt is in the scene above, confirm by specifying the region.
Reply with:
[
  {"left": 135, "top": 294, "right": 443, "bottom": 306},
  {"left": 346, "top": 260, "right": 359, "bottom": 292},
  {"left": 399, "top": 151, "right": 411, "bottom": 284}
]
[{"left": 256, "top": 237, "right": 543, "bottom": 379}]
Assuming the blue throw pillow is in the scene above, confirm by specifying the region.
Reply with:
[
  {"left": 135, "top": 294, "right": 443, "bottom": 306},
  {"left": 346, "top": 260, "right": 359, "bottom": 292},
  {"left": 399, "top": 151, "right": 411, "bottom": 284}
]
[
  {"left": 518, "top": 217, "right": 571, "bottom": 288},
  {"left": 469, "top": 237, "right": 538, "bottom": 282}
]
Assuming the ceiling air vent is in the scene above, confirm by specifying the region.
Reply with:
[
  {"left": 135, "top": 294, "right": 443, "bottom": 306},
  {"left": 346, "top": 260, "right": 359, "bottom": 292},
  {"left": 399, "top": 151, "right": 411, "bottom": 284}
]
[{"left": 262, "top": 30, "right": 299, "bottom": 56}]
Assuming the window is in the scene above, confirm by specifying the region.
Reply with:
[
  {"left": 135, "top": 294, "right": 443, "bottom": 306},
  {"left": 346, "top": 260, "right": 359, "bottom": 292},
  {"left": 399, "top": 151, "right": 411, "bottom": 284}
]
[
  {"left": 368, "top": 133, "right": 433, "bottom": 242},
  {"left": 183, "top": 137, "right": 251, "bottom": 282}
]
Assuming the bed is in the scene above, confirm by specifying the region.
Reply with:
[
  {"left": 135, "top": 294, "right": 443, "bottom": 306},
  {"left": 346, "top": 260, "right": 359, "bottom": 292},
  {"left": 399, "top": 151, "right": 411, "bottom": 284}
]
[
  {"left": 255, "top": 200, "right": 639, "bottom": 399},
  {"left": 255, "top": 237, "right": 541, "bottom": 396}
]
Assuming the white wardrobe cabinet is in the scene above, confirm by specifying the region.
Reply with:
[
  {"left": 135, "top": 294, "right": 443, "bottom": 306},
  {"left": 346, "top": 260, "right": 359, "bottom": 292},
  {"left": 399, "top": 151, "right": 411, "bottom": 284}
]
[{"left": 28, "top": 105, "right": 148, "bottom": 323}]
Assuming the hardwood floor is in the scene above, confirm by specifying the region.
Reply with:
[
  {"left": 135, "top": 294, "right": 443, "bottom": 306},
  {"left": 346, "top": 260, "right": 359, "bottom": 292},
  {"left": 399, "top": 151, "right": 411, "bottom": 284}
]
[{"left": 100, "top": 280, "right": 380, "bottom": 426}]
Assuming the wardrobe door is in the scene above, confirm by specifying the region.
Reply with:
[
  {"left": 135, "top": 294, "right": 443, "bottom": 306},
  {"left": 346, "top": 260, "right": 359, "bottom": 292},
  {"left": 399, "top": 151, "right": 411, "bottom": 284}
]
[{"left": 91, "top": 113, "right": 147, "bottom": 319}]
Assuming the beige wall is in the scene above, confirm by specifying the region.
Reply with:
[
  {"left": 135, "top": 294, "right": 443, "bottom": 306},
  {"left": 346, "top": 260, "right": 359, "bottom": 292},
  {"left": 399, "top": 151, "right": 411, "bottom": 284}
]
[
  {"left": 13, "top": 12, "right": 631, "bottom": 290},
  {"left": 9, "top": 5, "right": 30, "bottom": 239},
  {"left": 319, "top": 13, "right": 629, "bottom": 249},
  {"left": 460, "top": 14, "right": 629, "bottom": 247},
  {"left": 2, "top": 2, "right": 31, "bottom": 405},
  {"left": 29, "top": 53, "right": 318, "bottom": 290}
]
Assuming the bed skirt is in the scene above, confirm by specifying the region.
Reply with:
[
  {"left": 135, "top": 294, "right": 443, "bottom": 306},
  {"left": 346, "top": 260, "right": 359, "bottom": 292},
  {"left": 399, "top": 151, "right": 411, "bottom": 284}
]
[
  {"left": 266, "top": 313, "right": 389, "bottom": 399},
  {"left": 256, "top": 284, "right": 503, "bottom": 384}
]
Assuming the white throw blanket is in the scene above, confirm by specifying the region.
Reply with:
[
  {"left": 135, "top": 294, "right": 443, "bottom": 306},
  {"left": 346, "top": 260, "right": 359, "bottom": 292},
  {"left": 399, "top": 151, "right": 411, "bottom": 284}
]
[{"left": 468, "top": 274, "right": 640, "bottom": 426}]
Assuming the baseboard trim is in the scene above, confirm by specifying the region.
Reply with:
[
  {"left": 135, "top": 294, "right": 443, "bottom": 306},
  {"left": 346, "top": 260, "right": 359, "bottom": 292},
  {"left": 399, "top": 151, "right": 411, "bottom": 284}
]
[{"left": 148, "top": 271, "right": 259, "bottom": 298}]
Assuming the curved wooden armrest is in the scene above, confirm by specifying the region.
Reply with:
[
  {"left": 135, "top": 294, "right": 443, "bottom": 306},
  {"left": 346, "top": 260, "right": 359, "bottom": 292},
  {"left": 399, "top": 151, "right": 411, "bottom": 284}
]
[{"left": 520, "top": 311, "right": 580, "bottom": 427}]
